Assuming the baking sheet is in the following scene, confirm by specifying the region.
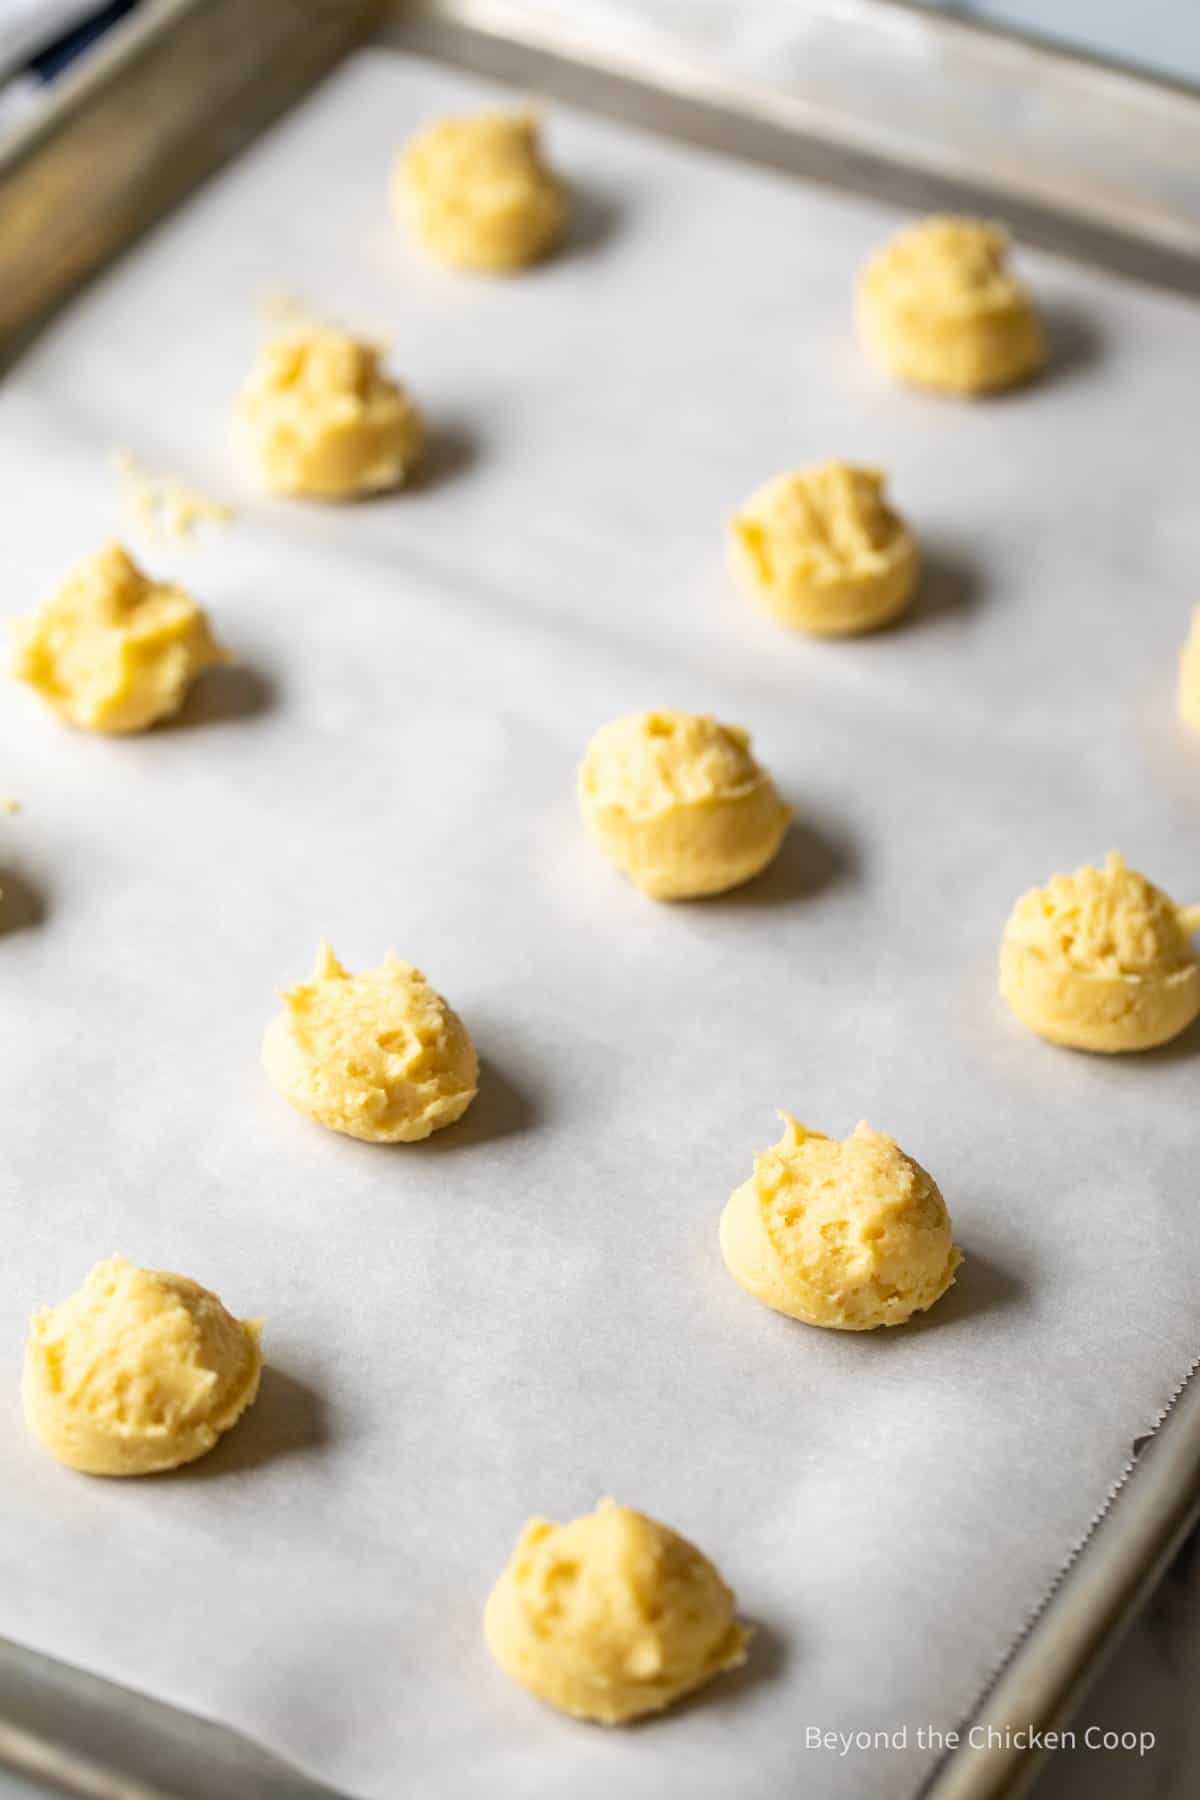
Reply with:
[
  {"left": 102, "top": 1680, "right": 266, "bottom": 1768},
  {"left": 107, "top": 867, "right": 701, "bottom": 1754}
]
[{"left": 1, "top": 43, "right": 1199, "bottom": 1800}]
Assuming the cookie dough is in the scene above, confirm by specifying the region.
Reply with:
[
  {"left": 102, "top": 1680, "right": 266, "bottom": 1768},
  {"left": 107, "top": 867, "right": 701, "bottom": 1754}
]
[
  {"left": 484, "top": 1499, "right": 748, "bottom": 1723},
  {"left": 395, "top": 109, "right": 566, "bottom": 273},
  {"left": 263, "top": 944, "right": 478, "bottom": 1142},
  {"left": 1179, "top": 610, "right": 1200, "bottom": 733},
  {"left": 730, "top": 462, "right": 918, "bottom": 636},
  {"left": 720, "top": 1115, "right": 961, "bottom": 1331},
  {"left": 578, "top": 709, "right": 792, "bottom": 900},
  {"left": 11, "top": 542, "right": 229, "bottom": 733},
  {"left": 856, "top": 216, "right": 1044, "bottom": 396},
  {"left": 999, "top": 851, "right": 1200, "bottom": 1052},
  {"left": 22, "top": 1256, "right": 262, "bottom": 1476},
  {"left": 236, "top": 324, "right": 423, "bottom": 500}
]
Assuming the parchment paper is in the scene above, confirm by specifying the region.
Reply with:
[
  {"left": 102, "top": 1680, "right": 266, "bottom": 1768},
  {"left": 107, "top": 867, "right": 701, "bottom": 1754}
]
[{"left": 1, "top": 44, "right": 1199, "bottom": 1800}]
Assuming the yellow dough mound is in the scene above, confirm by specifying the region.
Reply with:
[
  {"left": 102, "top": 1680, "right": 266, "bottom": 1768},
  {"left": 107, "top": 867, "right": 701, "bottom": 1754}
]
[
  {"left": 483, "top": 1499, "right": 748, "bottom": 1723},
  {"left": 236, "top": 324, "right": 423, "bottom": 500},
  {"left": 1000, "top": 851, "right": 1200, "bottom": 1053},
  {"left": 578, "top": 709, "right": 791, "bottom": 901},
  {"left": 22, "top": 1256, "right": 261, "bottom": 1476},
  {"left": 730, "top": 462, "right": 918, "bottom": 636},
  {"left": 11, "top": 542, "right": 229, "bottom": 733},
  {"left": 1179, "top": 609, "right": 1200, "bottom": 733},
  {"left": 395, "top": 109, "right": 567, "bottom": 273},
  {"left": 720, "top": 1115, "right": 961, "bottom": 1331},
  {"left": 263, "top": 944, "right": 478, "bottom": 1143},
  {"left": 857, "top": 216, "right": 1044, "bottom": 396}
]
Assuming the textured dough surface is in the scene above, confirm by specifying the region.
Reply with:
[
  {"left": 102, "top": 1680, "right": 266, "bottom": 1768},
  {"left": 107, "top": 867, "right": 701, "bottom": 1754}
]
[
  {"left": 22, "top": 1256, "right": 261, "bottom": 1476},
  {"left": 395, "top": 110, "right": 566, "bottom": 273},
  {"left": 577, "top": 709, "right": 791, "bottom": 900},
  {"left": 263, "top": 944, "right": 478, "bottom": 1142},
  {"left": 720, "top": 1115, "right": 961, "bottom": 1331},
  {"left": 1179, "top": 609, "right": 1200, "bottom": 733},
  {"left": 730, "top": 462, "right": 918, "bottom": 635},
  {"left": 11, "top": 543, "right": 229, "bottom": 733},
  {"left": 999, "top": 850, "right": 1200, "bottom": 1053},
  {"left": 857, "top": 216, "right": 1044, "bottom": 396},
  {"left": 236, "top": 324, "right": 423, "bottom": 500},
  {"left": 483, "top": 1499, "right": 747, "bottom": 1723}
]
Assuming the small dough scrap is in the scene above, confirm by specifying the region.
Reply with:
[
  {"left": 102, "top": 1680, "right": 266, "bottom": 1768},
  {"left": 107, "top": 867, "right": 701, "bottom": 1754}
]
[
  {"left": 263, "top": 944, "right": 478, "bottom": 1142},
  {"left": 1178, "top": 609, "right": 1200, "bottom": 733},
  {"left": 999, "top": 850, "right": 1200, "bottom": 1053},
  {"left": 484, "top": 1499, "right": 748, "bottom": 1723},
  {"left": 578, "top": 709, "right": 792, "bottom": 901},
  {"left": 236, "top": 324, "right": 423, "bottom": 500},
  {"left": 395, "top": 109, "right": 566, "bottom": 273},
  {"left": 857, "top": 216, "right": 1044, "bottom": 396},
  {"left": 731, "top": 462, "right": 918, "bottom": 636},
  {"left": 111, "top": 449, "right": 233, "bottom": 544},
  {"left": 11, "top": 542, "right": 229, "bottom": 733},
  {"left": 22, "top": 1256, "right": 262, "bottom": 1476},
  {"left": 720, "top": 1115, "right": 961, "bottom": 1331}
]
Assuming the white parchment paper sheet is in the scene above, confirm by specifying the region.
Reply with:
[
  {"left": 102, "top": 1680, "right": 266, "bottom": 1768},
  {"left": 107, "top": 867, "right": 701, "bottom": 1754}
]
[{"left": 1, "top": 44, "right": 1199, "bottom": 1800}]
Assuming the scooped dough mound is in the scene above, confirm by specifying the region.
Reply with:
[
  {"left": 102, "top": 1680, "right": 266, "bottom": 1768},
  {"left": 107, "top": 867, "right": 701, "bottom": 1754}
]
[
  {"left": 578, "top": 709, "right": 792, "bottom": 900},
  {"left": 263, "top": 944, "right": 478, "bottom": 1142},
  {"left": 999, "top": 851, "right": 1200, "bottom": 1052},
  {"left": 730, "top": 462, "right": 918, "bottom": 635},
  {"left": 720, "top": 1115, "right": 961, "bottom": 1331},
  {"left": 236, "top": 324, "right": 423, "bottom": 500},
  {"left": 395, "top": 109, "right": 566, "bottom": 273},
  {"left": 856, "top": 216, "right": 1044, "bottom": 396},
  {"left": 22, "top": 1256, "right": 262, "bottom": 1476},
  {"left": 1179, "top": 610, "right": 1200, "bottom": 733},
  {"left": 483, "top": 1499, "right": 748, "bottom": 1723},
  {"left": 11, "top": 542, "right": 229, "bottom": 733}
]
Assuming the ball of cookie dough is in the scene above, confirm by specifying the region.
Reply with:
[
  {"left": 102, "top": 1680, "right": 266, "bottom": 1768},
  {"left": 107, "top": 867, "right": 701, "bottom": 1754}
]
[
  {"left": 720, "top": 1115, "right": 961, "bottom": 1331},
  {"left": 22, "top": 1256, "right": 262, "bottom": 1477},
  {"left": 999, "top": 851, "right": 1200, "bottom": 1053},
  {"left": 1178, "top": 610, "right": 1200, "bottom": 733},
  {"left": 263, "top": 944, "right": 478, "bottom": 1143},
  {"left": 857, "top": 216, "right": 1044, "bottom": 396},
  {"left": 235, "top": 324, "right": 423, "bottom": 500},
  {"left": 484, "top": 1499, "right": 748, "bottom": 1723},
  {"left": 395, "top": 109, "right": 566, "bottom": 273},
  {"left": 11, "top": 542, "right": 229, "bottom": 734},
  {"left": 578, "top": 709, "right": 792, "bottom": 901},
  {"left": 730, "top": 462, "right": 918, "bottom": 636}
]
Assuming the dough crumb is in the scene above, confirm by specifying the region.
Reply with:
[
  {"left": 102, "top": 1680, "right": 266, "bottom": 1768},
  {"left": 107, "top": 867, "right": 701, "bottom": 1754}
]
[
  {"left": 731, "top": 462, "right": 918, "bottom": 635},
  {"left": 721, "top": 1115, "right": 961, "bottom": 1330},
  {"left": 395, "top": 108, "right": 567, "bottom": 273},
  {"left": 11, "top": 542, "right": 231, "bottom": 734},
  {"left": 22, "top": 1255, "right": 262, "bottom": 1476},
  {"left": 1000, "top": 850, "right": 1200, "bottom": 1052},
  {"left": 857, "top": 215, "right": 1044, "bottom": 396},
  {"left": 263, "top": 944, "right": 478, "bottom": 1143},
  {"left": 236, "top": 323, "right": 423, "bottom": 501},
  {"left": 578, "top": 709, "right": 792, "bottom": 900},
  {"left": 484, "top": 1499, "right": 748, "bottom": 1722},
  {"left": 111, "top": 449, "right": 233, "bottom": 544},
  {"left": 0, "top": 798, "right": 19, "bottom": 814}
]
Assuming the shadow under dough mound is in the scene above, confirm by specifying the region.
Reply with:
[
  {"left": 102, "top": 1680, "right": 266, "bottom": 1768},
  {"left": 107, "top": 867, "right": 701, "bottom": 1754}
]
[
  {"left": 0, "top": 868, "right": 47, "bottom": 935},
  {"left": 168, "top": 1366, "right": 329, "bottom": 1480},
  {"left": 898, "top": 1246, "right": 1026, "bottom": 1339},
  {"left": 705, "top": 817, "right": 858, "bottom": 913},
  {"left": 1040, "top": 303, "right": 1105, "bottom": 385},
  {"left": 413, "top": 1054, "right": 539, "bottom": 1154},
  {"left": 906, "top": 544, "right": 980, "bottom": 630},
  {"left": 170, "top": 662, "right": 275, "bottom": 730}
]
